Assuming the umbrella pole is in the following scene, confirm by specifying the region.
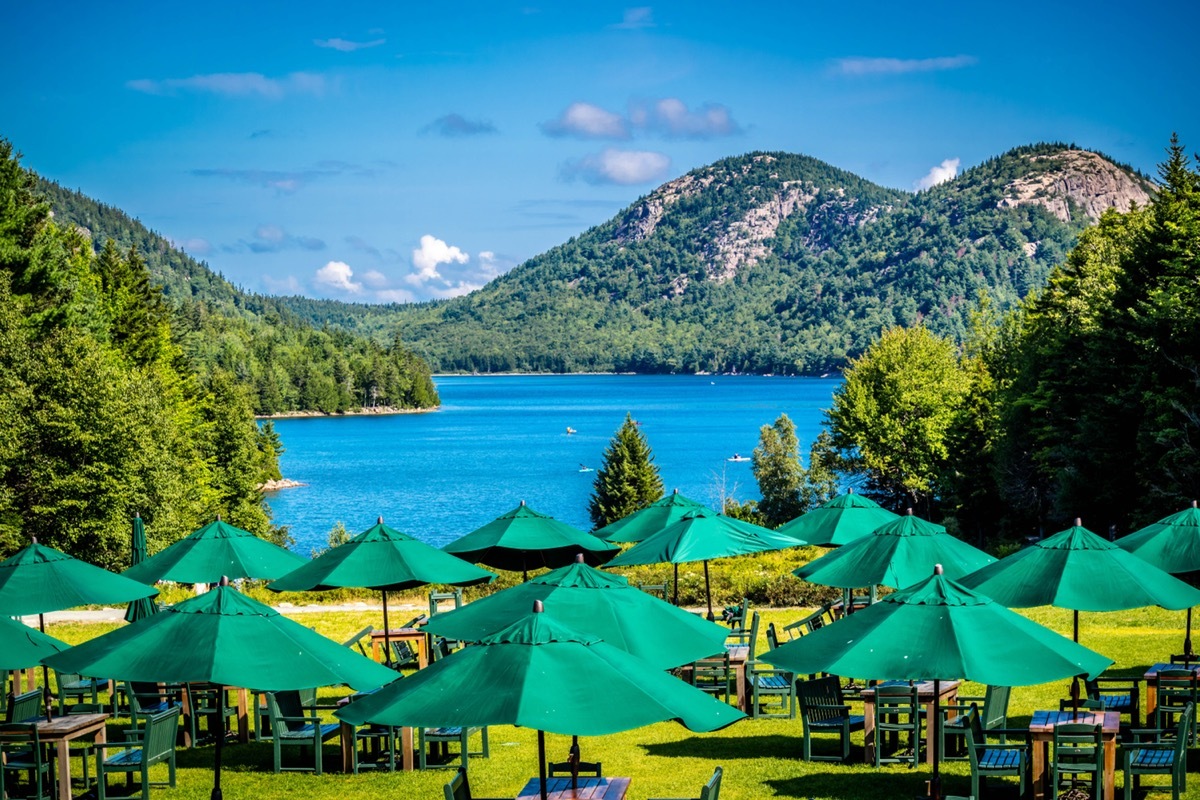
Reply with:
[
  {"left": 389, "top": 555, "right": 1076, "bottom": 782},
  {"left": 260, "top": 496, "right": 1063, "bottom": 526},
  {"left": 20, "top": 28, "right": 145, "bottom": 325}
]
[
  {"left": 382, "top": 590, "right": 393, "bottom": 667},
  {"left": 211, "top": 682, "right": 225, "bottom": 800},
  {"left": 569, "top": 735, "right": 580, "bottom": 790},
  {"left": 1185, "top": 608, "right": 1194, "bottom": 660},
  {"left": 38, "top": 613, "right": 52, "bottom": 721},
  {"left": 673, "top": 564, "right": 679, "bottom": 606},
  {"left": 703, "top": 561, "right": 714, "bottom": 621},
  {"left": 1070, "top": 610, "right": 1081, "bottom": 715},
  {"left": 538, "top": 729, "right": 548, "bottom": 800},
  {"left": 930, "top": 679, "right": 942, "bottom": 800}
]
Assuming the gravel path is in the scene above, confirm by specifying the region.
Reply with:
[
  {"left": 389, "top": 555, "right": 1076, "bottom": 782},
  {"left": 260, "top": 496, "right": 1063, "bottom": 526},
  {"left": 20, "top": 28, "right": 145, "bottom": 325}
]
[{"left": 24, "top": 600, "right": 425, "bottom": 626}]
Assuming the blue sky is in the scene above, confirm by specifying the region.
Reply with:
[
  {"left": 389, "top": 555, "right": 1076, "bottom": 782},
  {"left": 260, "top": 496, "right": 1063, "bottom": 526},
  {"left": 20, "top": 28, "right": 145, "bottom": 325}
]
[{"left": 4, "top": 1, "right": 1197, "bottom": 302}]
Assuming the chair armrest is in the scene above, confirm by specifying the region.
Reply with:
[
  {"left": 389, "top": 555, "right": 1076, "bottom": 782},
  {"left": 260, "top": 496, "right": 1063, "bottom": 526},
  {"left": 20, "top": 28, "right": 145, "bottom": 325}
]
[
  {"left": 275, "top": 713, "right": 323, "bottom": 725},
  {"left": 1127, "top": 727, "right": 1171, "bottom": 742},
  {"left": 986, "top": 728, "right": 1032, "bottom": 742},
  {"left": 92, "top": 740, "right": 143, "bottom": 751}
]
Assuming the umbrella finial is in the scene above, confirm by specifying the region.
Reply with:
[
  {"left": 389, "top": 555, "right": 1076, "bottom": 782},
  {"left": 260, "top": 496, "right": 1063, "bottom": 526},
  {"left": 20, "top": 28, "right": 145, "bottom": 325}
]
[
  {"left": 1074, "top": 517, "right": 1082, "bottom": 527},
  {"left": 673, "top": 488, "right": 679, "bottom": 494},
  {"left": 520, "top": 500, "right": 526, "bottom": 507},
  {"left": 934, "top": 564, "right": 944, "bottom": 575},
  {"left": 216, "top": 514, "right": 222, "bottom": 522},
  {"left": 905, "top": 508, "right": 914, "bottom": 516},
  {"left": 847, "top": 488, "right": 855, "bottom": 494},
  {"left": 378, "top": 515, "right": 384, "bottom": 524},
  {"left": 532, "top": 599, "right": 544, "bottom": 613},
  {"left": 135, "top": 511, "right": 141, "bottom": 519},
  {"left": 1193, "top": 500, "right": 1197, "bottom": 509},
  {"left": 30, "top": 535, "right": 37, "bottom": 544},
  {"left": 575, "top": 553, "right": 585, "bottom": 563},
  {"left": 219, "top": 576, "right": 230, "bottom": 587}
]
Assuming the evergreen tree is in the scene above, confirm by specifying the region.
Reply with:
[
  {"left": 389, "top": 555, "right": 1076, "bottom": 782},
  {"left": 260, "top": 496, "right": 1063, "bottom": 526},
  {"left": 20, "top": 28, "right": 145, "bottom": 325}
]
[
  {"left": 801, "top": 430, "right": 840, "bottom": 510},
  {"left": 752, "top": 414, "right": 804, "bottom": 527},
  {"left": 588, "top": 413, "right": 664, "bottom": 529}
]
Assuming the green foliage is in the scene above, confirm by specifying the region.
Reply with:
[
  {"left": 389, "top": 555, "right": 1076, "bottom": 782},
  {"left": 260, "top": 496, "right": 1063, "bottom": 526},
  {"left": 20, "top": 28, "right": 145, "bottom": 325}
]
[
  {"left": 588, "top": 413, "right": 665, "bottom": 529},
  {"left": 311, "top": 521, "right": 352, "bottom": 558},
  {"left": 752, "top": 415, "right": 805, "bottom": 527},
  {"left": 827, "top": 325, "right": 973, "bottom": 512}
]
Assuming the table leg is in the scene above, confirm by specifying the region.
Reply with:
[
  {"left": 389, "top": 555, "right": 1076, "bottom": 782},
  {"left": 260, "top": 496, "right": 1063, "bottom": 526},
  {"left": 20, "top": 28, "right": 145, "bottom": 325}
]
[
  {"left": 56, "top": 740, "right": 72, "bottom": 800},
  {"left": 235, "top": 688, "right": 249, "bottom": 743},
  {"left": 340, "top": 722, "right": 354, "bottom": 772},
  {"left": 180, "top": 689, "right": 194, "bottom": 748},
  {"left": 417, "top": 637, "right": 429, "bottom": 669},
  {"left": 399, "top": 727, "right": 413, "bottom": 771},
  {"left": 1031, "top": 737, "right": 1047, "bottom": 800},
  {"left": 1146, "top": 684, "right": 1158, "bottom": 723},
  {"left": 1103, "top": 735, "right": 1116, "bottom": 800},
  {"left": 863, "top": 700, "right": 876, "bottom": 764},
  {"left": 734, "top": 662, "right": 748, "bottom": 714}
]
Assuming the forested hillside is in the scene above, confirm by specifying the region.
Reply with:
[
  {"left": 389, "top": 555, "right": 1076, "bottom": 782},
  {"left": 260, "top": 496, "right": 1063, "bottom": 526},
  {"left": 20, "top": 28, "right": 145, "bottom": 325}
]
[
  {"left": 296, "top": 144, "right": 1150, "bottom": 375},
  {"left": 37, "top": 179, "right": 438, "bottom": 414}
]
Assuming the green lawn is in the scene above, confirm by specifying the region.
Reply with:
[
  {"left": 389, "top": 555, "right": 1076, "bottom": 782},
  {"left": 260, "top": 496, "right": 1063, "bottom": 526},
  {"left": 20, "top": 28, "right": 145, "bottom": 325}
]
[{"left": 39, "top": 604, "right": 1196, "bottom": 800}]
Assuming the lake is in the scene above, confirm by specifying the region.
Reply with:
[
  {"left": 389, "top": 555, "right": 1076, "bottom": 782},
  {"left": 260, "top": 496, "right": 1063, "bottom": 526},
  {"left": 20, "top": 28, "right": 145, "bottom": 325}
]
[{"left": 265, "top": 374, "right": 841, "bottom": 555}]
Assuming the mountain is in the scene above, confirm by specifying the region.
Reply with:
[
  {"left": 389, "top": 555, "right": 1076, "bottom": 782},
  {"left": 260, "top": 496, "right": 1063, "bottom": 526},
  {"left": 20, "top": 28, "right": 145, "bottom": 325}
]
[{"left": 308, "top": 144, "right": 1151, "bottom": 375}]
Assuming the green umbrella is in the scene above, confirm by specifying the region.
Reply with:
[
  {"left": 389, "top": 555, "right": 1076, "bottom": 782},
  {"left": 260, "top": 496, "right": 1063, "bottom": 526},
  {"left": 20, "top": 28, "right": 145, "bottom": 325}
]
[
  {"left": 595, "top": 489, "right": 709, "bottom": 543},
  {"left": 45, "top": 582, "right": 397, "bottom": 800},
  {"left": 122, "top": 517, "right": 305, "bottom": 584},
  {"left": 0, "top": 615, "right": 67, "bottom": 671},
  {"left": 605, "top": 506, "right": 805, "bottom": 620},
  {"left": 125, "top": 513, "right": 159, "bottom": 623},
  {"left": 794, "top": 509, "right": 995, "bottom": 592},
  {"left": 423, "top": 555, "right": 728, "bottom": 670},
  {"left": 1116, "top": 501, "right": 1200, "bottom": 658},
  {"left": 764, "top": 566, "right": 1113, "bottom": 800},
  {"left": 776, "top": 490, "right": 901, "bottom": 547},
  {"left": 443, "top": 501, "right": 619, "bottom": 579},
  {"left": 269, "top": 516, "right": 495, "bottom": 664},
  {"left": 336, "top": 600, "right": 744, "bottom": 800}
]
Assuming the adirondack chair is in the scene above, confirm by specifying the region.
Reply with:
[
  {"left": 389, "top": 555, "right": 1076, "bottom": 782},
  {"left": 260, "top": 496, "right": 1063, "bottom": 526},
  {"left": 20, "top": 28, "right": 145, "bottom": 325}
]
[
  {"left": 1124, "top": 700, "right": 1192, "bottom": 800},
  {"left": 797, "top": 676, "right": 865, "bottom": 762},
  {"left": 390, "top": 639, "right": 422, "bottom": 670},
  {"left": 781, "top": 604, "right": 835, "bottom": 640},
  {"left": 418, "top": 725, "right": 489, "bottom": 771},
  {"left": 443, "top": 766, "right": 506, "bottom": 800},
  {"left": 262, "top": 690, "right": 340, "bottom": 774},
  {"left": 941, "top": 684, "right": 1011, "bottom": 760},
  {"left": 962, "top": 703, "right": 1028, "bottom": 799},
  {"left": 649, "top": 765, "right": 722, "bottom": 800},
  {"left": 0, "top": 722, "right": 54, "bottom": 800},
  {"left": 873, "top": 683, "right": 922, "bottom": 768},
  {"left": 1051, "top": 722, "right": 1104, "bottom": 799},
  {"left": 341, "top": 625, "right": 375, "bottom": 658},
  {"left": 93, "top": 706, "right": 180, "bottom": 800},
  {"left": 746, "top": 612, "right": 795, "bottom": 719},
  {"left": 5, "top": 690, "right": 42, "bottom": 724},
  {"left": 689, "top": 653, "right": 733, "bottom": 704}
]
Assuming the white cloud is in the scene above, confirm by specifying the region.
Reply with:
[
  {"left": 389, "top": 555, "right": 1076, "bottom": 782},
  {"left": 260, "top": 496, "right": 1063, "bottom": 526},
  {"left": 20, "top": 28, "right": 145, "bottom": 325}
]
[
  {"left": 541, "top": 102, "right": 629, "bottom": 139},
  {"left": 374, "top": 288, "right": 416, "bottom": 303},
  {"left": 313, "top": 260, "right": 363, "bottom": 293},
  {"left": 314, "top": 37, "right": 386, "bottom": 52},
  {"left": 611, "top": 7, "right": 655, "bottom": 29},
  {"left": 408, "top": 235, "right": 469, "bottom": 284},
  {"left": 833, "top": 55, "right": 977, "bottom": 76},
  {"left": 630, "top": 98, "right": 740, "bottom": 139},
  {"left": 126, "top": 72, "right": 328, "bottom": 99},
  {"left": 562, "top": 148, "right": 670, "bottom": 185},
  {"left": 360, "top": 270, "right": 389, "bottom": 289},
  {"left": 428, "top": 282, "right": 485, "bottom": 299},
  {"left": 915, "top": 158, "right": 961, "bottom": 190}
]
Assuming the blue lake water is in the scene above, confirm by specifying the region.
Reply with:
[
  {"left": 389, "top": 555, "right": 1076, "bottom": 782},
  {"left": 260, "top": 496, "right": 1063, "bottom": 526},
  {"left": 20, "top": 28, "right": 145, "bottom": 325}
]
[{"left": 265, "top": 375, "right": 841, "bottom": 555}]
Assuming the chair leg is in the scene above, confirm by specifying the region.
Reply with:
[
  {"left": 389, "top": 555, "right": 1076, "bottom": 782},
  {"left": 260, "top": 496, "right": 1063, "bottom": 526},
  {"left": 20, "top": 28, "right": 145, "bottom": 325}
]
[{"left": 314, "top": 735, "right": 323, "bottom": 776}]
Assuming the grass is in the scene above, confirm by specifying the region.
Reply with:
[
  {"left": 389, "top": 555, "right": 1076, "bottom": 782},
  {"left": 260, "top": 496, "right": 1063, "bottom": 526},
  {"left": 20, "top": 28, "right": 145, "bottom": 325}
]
[{"left": 35, "top": 605, "right": 1200, "bottom": 800}]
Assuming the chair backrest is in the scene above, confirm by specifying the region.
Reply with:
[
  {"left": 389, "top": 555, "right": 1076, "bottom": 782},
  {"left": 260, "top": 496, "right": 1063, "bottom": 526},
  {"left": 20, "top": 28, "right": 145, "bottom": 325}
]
[
  {"left": 142, "top": 707, "right": 181, "bottom": 762},
  {"left": 963, "top": 703, "right": 984, "bottom": 766},
  {"left": 637, "top": 582, "right": 669, "bottom": 601},
  {"left": 7, "top": 689, "right": 41, "bottom": 723},
  {"left": 797, "top": 676, "right": 845, "bottom": 723},
  {"left": 699, "top": 766, "right": 723, "bottom": 800},
  {"left": 980, "top": 685, "right": 1011, "bottom": 730},
  {"left": 391, "top": 639, "right": 419, "bottom": 667},
  {"left": 1171, "top": 702, "right": 1194, "bottom": 761},
  {"left": 264, "top": 691, "right": 308, "bottom": 733},
  {"left": 341, "top": 625, "right": 375, "bottom": 657},
  {"left": 766, "top": 622, "right": 780, "bottom": 651},
  {"left": 1157, "top": 669, "right": 1197, "bottom": 705},
  {"left": 430, "top": 590, "right": 463, "bottom": 617},
  {"left": 747, "top": 612, "right": 762, "bottom": 660},
  {"left": 692, "top": 653, "right": 732, "bottom": 693},
  {"left": 548, "top": 760, "right": 602, "bottom": 777},
  {"left": 0, "top": 721, "right": 41, "bottom": 749},
  {"left": 874, "top": 684, "right": 919, "bottom": 720},
  {"left": 444, "top": 766, "right": 471, "bottom": 800},
  {"left": 1052, "top": 722, "right": 1102, "bottom": 769},
  {"left": 723, "top": 598, "right": 748, "bottom": 631}
]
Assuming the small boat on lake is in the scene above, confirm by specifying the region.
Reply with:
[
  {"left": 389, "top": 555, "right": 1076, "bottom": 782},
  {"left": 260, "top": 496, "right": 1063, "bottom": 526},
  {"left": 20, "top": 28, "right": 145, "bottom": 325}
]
[
  {"left": 578, "top": 465, "right": 594, "bottom": 473},
  {"left": 566, "top": 426, "right": 577, "bottom": 435},
  {"left": 726, "top": 453, "right": 751, "bottom": 463}
]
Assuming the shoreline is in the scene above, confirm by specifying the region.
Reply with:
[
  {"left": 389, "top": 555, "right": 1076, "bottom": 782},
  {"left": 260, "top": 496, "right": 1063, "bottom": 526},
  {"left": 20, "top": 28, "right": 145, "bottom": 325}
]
[{"left": 256, "top": 405, "right": 438, "bottom": 420}]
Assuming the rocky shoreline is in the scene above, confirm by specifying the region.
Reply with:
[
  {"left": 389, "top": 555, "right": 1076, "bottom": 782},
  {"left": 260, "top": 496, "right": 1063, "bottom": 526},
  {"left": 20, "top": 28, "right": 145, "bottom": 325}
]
[{"left": 258, "top": 478, "right": 306, "bottom": 492}]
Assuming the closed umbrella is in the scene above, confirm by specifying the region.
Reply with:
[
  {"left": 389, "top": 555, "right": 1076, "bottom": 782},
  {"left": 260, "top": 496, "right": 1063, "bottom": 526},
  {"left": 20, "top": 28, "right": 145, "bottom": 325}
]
[
  {"left": 605, "top": 506, "right": 805, "bottom": 620},
  {"left": 125, "top": 513, "right": 159, "bottom": 623},
  {"left": 776, "top": 490, "right": 900, "bottom": 547},
  {"left": 336, "top": 600, "right": 744, "bottom": 800},
  {"left": 764, "top": 565, "right": 1113, "bottom": 800},
  {"left": 45, "top": 581, "right": 397, "bottom": 800},
  {"left": 443, "top": 501, "right": 619, "bottom": 579},
  {"left": 1116, "top": 501, "right": 1200, "bottom": 659},
  {"left": 122, "top": 517, "right": 305, "bottom": 585},
  {"left": 270, "top": 516, "right": 495, "bottom": 664},
  {"left": 596, "top": 489, "right": 709, "bottom": 543}
]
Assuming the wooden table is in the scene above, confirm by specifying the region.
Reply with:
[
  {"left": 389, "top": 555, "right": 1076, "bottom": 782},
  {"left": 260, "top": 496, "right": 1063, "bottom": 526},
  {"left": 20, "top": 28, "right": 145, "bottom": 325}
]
[
  {"left": 677, "top": 645, "right": 750, "bottom": 714},
  {"left": 861, "top": 680, "right": 959, "bottom": 765},
  {"left": 34, "top": 712, "right": 108, "bottom": 800},
  {"left": 1143, "top": 662, "right": 1200, "bottom": 720},
  {"left": 179, "top": 684, "right": 250, "bottom": 746},
  {"left": 335, "top": 693, "right": 413, "bottom": 772},
  {"left": 1029, "top": 709, "right": 1118, "bottom": 800},
  {"left": 370, "top": 628, "right": 429, "bottom": 668},
  {"left": 516, "top": 776, "right": 631, "bottom": 800}
]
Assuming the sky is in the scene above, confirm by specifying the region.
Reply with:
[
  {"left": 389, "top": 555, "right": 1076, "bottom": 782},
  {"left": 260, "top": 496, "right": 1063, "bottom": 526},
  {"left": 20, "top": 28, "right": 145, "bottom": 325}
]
[{"left": 4, "top": 1, "right": 1198, "bottom": 303}]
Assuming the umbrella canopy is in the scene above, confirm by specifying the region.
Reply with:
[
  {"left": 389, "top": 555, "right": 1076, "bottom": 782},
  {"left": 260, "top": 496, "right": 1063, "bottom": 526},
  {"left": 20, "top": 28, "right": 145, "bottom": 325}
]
[
  {"left": 0, "top": 540, "right": 158, "bottom": 616},
  {"left": 423, "top": 556, "right": 728, "bottom": 670},
  {"left": 595, "top": 489, "right": 709, "bottom": 543},
  {"left": 0, "top": 615, "right": 68, "bottom": 671},
  {"left": 1116, "top": 501, "right": 1200, "bottom": 573},
  {"left": 605, "top": 506, "right": 805, "bottom": 618},
  {"left": 122, "top": 518, "right": 306, "bottom": 585},
  {"left": 443, "top": 501, "right": 619, "bottom": 576},
  {"left": 125, "top": 514, "right": 159, "bottom": 623},
  {"left": 270, "top": 518, "right": 495, "bottom": 592},
  {"left": 794, "top": 509, "right": 995, "bottom": 591},
  {"left": 959, "top": 519, "right": 1200, "bottom": 613},
  {"left": 776, "top": 490, "right": 901, "bottom": 548},
  {"left": 764, "top": 566, "right": 1113, "bottom": 800}
]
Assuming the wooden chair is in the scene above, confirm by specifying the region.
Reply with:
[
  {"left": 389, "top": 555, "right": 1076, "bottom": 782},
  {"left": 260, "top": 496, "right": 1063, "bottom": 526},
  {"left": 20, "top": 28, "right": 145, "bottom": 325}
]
[
  {"left": 941, "top": 684, "right": 1011, "bottom": 760},
  {"left": 1083, "top": 675, "right": 1141, "bottom": 727},
  {"left": 1154, "top": 669, "right": 1198, "bottom": 744},
  {"left": 418, "top": 725, "right": 489, "bottom": 771},
  {"left": 352, "top": 724, "right": 397, "bottom": 773},
  {"left": 746, "top": 612, "right": 795, "bottom": 719},
  {"left": 429, "top": 589, "right": 464, "bottom": 617},
  {"left": 1051, "top": 721, "right": 1103, "bottom": 799},
  {"left": 93, "top": 707, "right": 179, "bottom": 800},
  {"left": 262, "top": 691, "right": 340, "bottom": 774},
  {"left": 0, "top": 722, "right": 54, "bottom": 800},
  {"left": 1125, "top": 700, "right": 1191, "bottom": 800},
  {"left": 54, "top": 671, "right": 108, "bottom": 716},
  {"left": 443, "top": 766, "right": 506, "bottom": 800},
  {"left": 4, "top": 690, "right": 41, "bottom": 724},
  {"left": 341, "top": 625, "right": 375, "bottom": 658},
  {"left": 648, "top": 765, "right": 722, "bottom": 800},
  {"left": 689, "top": 653, "right": 733, "bottom": 704},
  {"left": 390, "top": 639, "right": 422, "bottom": 670},
  {"left": 637, "top": 582, "right": 670, "bottom": 601},
  {"left": 873, "top": 683, "right": 922, "bottom": 768},
  {"left": 797, "top": 676, "right": 864, "bottom": 762},
  {"left": 962, "top": 703, "right": 1028, "bottom": 799},
  {"left": 723, "top": 599, "right": 750, "bottom": 645}
]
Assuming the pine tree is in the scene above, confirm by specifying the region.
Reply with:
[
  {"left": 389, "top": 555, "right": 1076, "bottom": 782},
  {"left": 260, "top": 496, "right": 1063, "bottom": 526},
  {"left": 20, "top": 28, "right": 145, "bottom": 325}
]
[{"left": 588, "top": 413, "right": 664, "bottom": 529}]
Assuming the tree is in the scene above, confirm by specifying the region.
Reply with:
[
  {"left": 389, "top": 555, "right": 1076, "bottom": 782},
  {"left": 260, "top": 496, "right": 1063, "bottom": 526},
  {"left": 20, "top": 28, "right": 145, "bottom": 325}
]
[
  {"left": 826, "top": 325, "right": 971, "bottom": 512},
  {"left": 752, "top": 414, "right": 804, "bottom": 527},
  {"left": 588, "top": 413, "right": 664, "bottom": 529}
]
